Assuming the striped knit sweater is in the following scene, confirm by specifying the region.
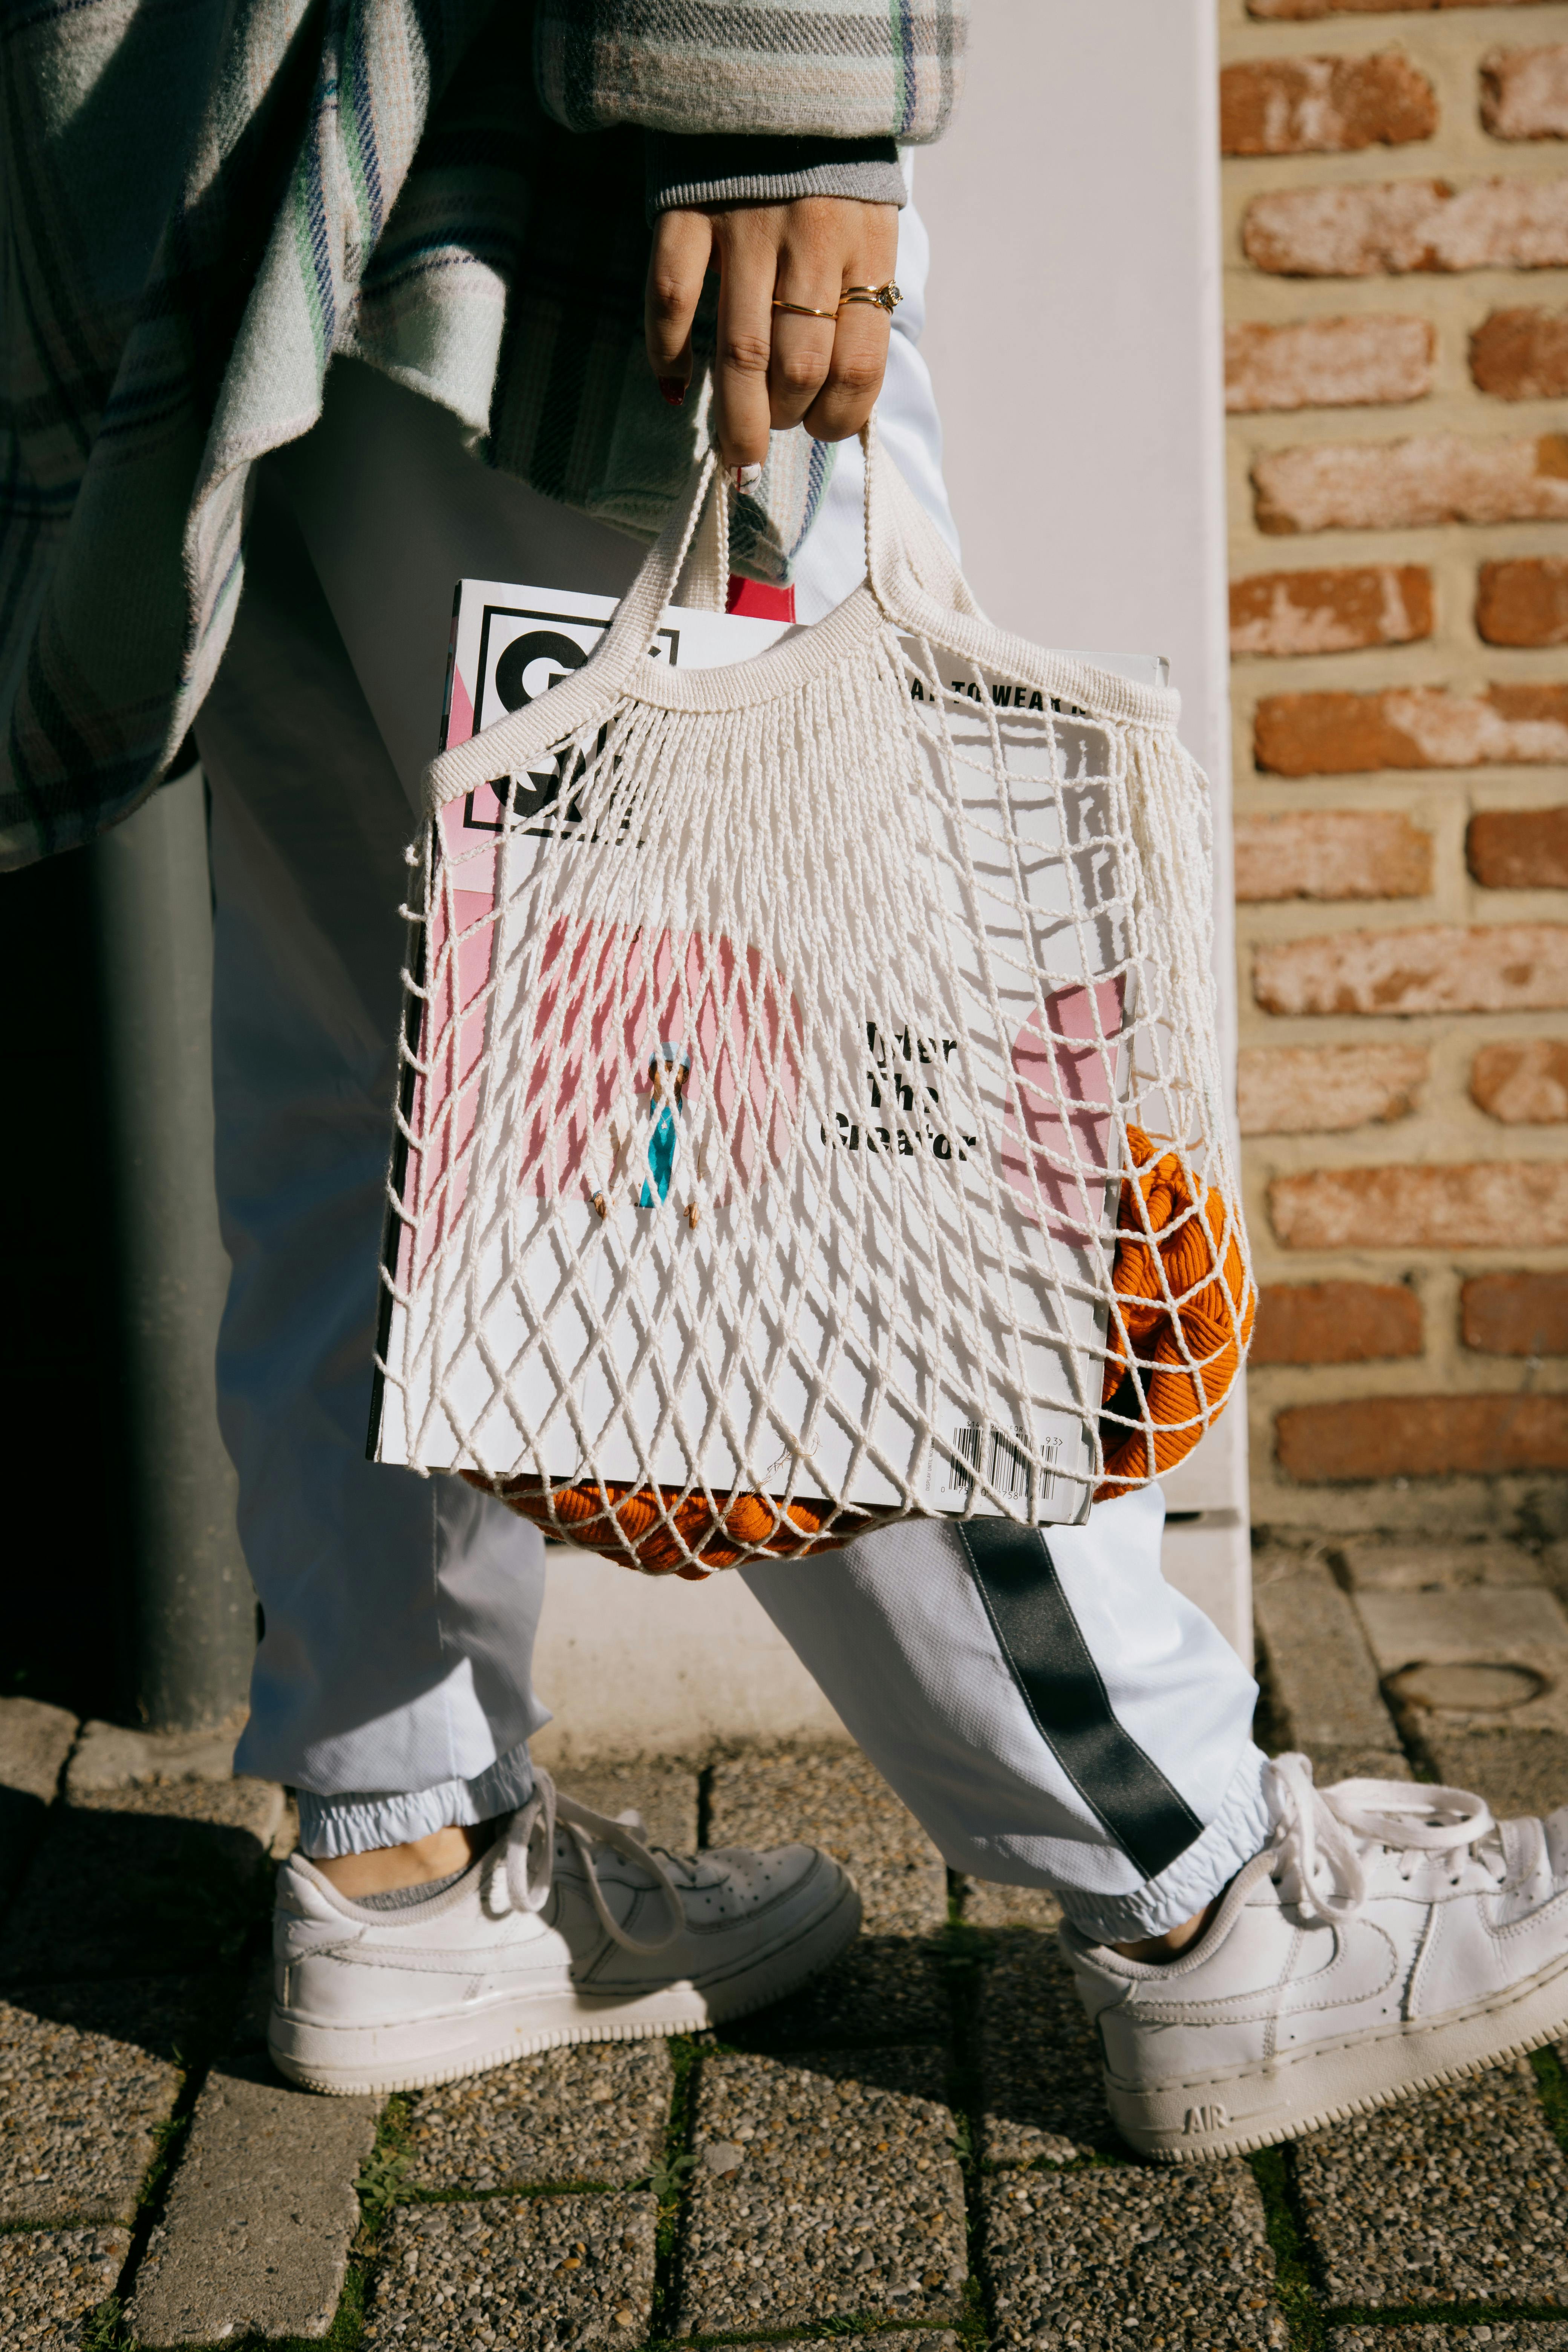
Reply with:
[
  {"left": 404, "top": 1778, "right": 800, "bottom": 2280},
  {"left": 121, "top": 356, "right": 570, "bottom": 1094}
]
[{"left": 0, "top": 0, "right": 966, "bottom": 868}]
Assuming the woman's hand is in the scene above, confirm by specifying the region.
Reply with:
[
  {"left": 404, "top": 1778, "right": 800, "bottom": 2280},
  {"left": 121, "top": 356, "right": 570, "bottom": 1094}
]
[{"left": 645, "top": 198, "right": 899, "bottom": 475}]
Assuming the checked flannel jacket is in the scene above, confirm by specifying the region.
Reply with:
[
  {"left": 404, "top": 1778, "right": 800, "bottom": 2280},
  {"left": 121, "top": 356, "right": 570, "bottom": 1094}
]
[{"left": 0, "top": 0, "right": 966, "bottom": 867}]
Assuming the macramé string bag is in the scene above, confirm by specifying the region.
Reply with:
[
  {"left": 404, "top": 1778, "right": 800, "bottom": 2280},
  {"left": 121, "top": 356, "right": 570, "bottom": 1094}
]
[{"left": 372, "top": 421, "right": 1256, "bottom": 1577}]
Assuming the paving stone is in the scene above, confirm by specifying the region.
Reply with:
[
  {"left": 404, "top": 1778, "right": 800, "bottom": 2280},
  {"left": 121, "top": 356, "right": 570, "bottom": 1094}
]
[
  {"left": 554, "top": 1758, "right": 700, "bottom": 1855},
  {"left": 0, "top": 1701, "right": 79, "bottom": 1800},
  {"left": 1338, "top": 1542, "right": 1549, "bottom": 1593},
  {"left": 405, "top": 2043, "right": 671, "bottom": 2192},
  {"left": 0, "top": 1699, "right": 76, "bottom": 1902},
  {"left": 708, "top": 1747, "right": 948, "bottom": 1934},
  {"left": 1356, "top": 1587, "right": 1568, "bottom": 1738},
  {"left": 0, "top": 1978, "right": 208, "bottom": 2223},
  {"left": 738, "top": 1934, "right": 951, "bottom": 2049},
  {"left": 982, "top": 2162, "right": 1288, "bottom": 2351},
  {"left": 1363, "top": 1580, "right": 1568, "bottom": 1655},
  {"left": 978, "top": 1928, "right": 1109, "bottom": 2164},
  {"left": 1419, "top": 1730, "right": 1568, "bottom": 1821},
  {"left": 1393, "top": 1662, "right": 1553, "bottom": 1714},
  {"left": 787, "top": 2338, "right": 959, "bottom": 2352},
  {"left": 962, "top": 1880, "right": 1064, "bottom": 1930},
  {"left": 1295, "top": 2061, "right": 1568, "bottom": 2306},
  {"left": 0, "top": 1778, "right": 280, "bottom": 1980},
  {"left": 364, "top": 2191, "right": 657, "bottom": 2350},
  {"left": 0, "top": 2222, "right": 130, "bottom": 2350},
  {"left": 677, "top": 2044, "right": 966, "bottom": 2334},
  {"left": 67, "top": 1770, "right": 286, "bottom": 1840},
  {"left": 64, "top": 1712, "right": 248, "bottom": 1798},
  {"left": 1357, "top": 1586, "right": 1568, "bottom": 1661},
  {"left": 1253, "top": 1556, "right": 1404, "bottom": 1762},
  {"left": 128, "top": 2052, "right": 379, "bottom": 2345},
  {"left": 1334, "top": 2329, "right": 1568, "bottom": 2349},
  {"left": 1312, "top": 1746, "right": 1415, "bottom": 1787}
]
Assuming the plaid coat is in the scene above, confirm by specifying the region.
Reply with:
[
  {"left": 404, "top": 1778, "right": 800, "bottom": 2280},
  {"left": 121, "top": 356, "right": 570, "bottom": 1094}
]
[{"left": 0, "top": 0, "right": 966, "bottom": 867}]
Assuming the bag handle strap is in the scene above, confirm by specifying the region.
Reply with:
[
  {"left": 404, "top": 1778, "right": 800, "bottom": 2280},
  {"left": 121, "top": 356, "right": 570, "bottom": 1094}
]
[
  {"left": 426, "top": 449, "right": 724, "bottom": 808},
  {"left": 425, "top": 424, "right": 943, "bottom": 814}
]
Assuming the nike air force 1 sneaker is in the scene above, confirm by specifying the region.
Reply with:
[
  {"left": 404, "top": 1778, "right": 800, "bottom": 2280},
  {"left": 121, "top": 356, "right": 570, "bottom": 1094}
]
[
  {"left": 1062, "top": 1754, "right": 1568, "bottom": 2163},
  {"left": 269, "top": 1773, "right": 861, "bottom": 2094}
]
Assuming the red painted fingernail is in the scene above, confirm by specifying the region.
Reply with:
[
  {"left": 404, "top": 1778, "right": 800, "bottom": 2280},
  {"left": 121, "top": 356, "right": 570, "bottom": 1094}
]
[{"left": 658, "top": 377, "right": 687, "bottom": 408}]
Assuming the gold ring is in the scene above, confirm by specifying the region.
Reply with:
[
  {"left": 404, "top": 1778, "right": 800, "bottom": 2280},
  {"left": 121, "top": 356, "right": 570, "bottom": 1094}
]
[
  {"left": 771, "top": 298, "right": 838, "bottom": 320},
  {"left": 839, "top": 280, "right": 902, "bottom": 314}
]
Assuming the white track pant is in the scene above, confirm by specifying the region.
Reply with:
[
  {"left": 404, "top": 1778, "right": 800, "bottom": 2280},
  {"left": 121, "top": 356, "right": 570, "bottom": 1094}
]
[{"left": 205, "top": 205, "right": 1268, "bottom": 1943}]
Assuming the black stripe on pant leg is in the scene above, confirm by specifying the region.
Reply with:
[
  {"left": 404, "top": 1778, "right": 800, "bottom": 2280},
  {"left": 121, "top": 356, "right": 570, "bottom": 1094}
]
[{"left": 956, "top": 1518, "right": 1205, "bottom": 1883}]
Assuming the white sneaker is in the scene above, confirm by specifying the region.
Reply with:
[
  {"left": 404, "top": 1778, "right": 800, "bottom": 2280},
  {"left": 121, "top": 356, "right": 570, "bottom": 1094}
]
[
  {"left": 268, "top": 1772, "right": 861, "bottom": 2094},
  {"left": 1062, "top": 1753, "right": 1568, "bottom": 2164}
]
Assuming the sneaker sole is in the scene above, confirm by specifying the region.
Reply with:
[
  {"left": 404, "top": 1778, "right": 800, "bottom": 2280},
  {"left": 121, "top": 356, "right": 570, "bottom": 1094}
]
[
  {"left": 1107, "top": 1943, "right": 1568, "bottom": 2163},
  {"left": 267, "top": 1870, "right": 862, "bottom": 2096}
]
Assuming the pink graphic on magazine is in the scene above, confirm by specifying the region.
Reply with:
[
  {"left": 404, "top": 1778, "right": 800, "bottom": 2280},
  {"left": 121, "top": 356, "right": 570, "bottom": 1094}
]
[
  {"left": 394, "top": 778, "right": 803, "bottom": 1288},
  {"left": 1000, "top": 975, "right": 1126, "bottom": 1243}
]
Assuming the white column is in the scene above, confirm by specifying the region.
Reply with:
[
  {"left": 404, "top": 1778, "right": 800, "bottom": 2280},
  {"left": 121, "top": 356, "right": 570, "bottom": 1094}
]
[{"left": 916, "top": 0, "right": 1252, "bottom": 1656}]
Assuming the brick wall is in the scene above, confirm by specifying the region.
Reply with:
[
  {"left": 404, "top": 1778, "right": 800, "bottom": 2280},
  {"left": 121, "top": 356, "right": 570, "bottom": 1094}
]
[{"left": 1220, "top": 0, "right": 1568, "bottom": 1536}]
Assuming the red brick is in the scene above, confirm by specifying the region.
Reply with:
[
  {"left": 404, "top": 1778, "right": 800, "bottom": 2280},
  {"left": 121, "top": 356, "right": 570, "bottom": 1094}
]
[
  {"left": 1239, "top": 1042, "right": 1428, "bottom": 1132},
  {"left": 1270, "top": 1159, "right": 1568, "bottom": 1250},
  {"left": 1471, "top": 307, "right": 1568, "bottom": 398},
  {"left": 1469, "top": 805, "right": 1568, "bottom": 887},
  {"left": 1462, "top": 1270, "right": 1568, "bottom": 1353},
  {"left": 1276, "top": 1393, "right": 1568, "bottom": 1482},
  {"left": 1222, "top": 55, "right": 1437, "bottom": 155},
  {"left": 1251, "top": 1, "right": 1551, "bottom": 17},
  {"left": 1242, "top": 176, "right": 1568, "bottom": 275},
  {"left": 1472, "top": 1038, "right": 1568, "bottom": 1121},
  {"left": 1255, "top": 923, "right": 1568, "bottom": 1016},
  {"left": 1253, "top": 1280, "right": 1423, "bottom": 1363},
  {"left": 1477, "top": 556, "right": 1568, "bottom": 644},
  {"left": 1235, "top": 813, "right": 1431, "bottom": 901},
  {"left": 1253, "top": 432, "right": 1568, "bottom": 532},
  {"left": 1226, "top": 317, "right": 1434, "bottom": 412},
  {"left": 1231, "top": 565, "right": 1433, "bottom": 657},
  {"left": 1481, "top": 45, "right": 1568, "bottom": 141},
  {"left": 1257, "top": 685, "right": 1568, "bottom": 775}
]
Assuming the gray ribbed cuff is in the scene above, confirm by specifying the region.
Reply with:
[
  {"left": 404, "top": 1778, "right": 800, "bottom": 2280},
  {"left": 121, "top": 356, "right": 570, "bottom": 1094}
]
[
  {"left": 294, "top": 1742, "right": 537, "bottom": 1858},
  {"left": 646, "top": 133, "right": 906, "bottom": 220}
]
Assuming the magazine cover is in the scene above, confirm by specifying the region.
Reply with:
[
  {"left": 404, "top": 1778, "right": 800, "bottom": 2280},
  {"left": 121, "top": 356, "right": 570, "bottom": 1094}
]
[{"left": 371, "top": 572, "right": 1163, "bottom": 1525}]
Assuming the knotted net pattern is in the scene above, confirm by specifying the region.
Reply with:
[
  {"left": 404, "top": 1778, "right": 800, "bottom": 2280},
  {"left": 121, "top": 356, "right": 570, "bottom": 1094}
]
[{"left": 372, "top": 434, "right": 1255, "bottom": 1575}]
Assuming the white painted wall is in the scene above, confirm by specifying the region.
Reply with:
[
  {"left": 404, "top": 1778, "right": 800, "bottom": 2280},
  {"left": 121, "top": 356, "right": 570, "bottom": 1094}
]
[
  {"left": 915, "top": 0, "right": 1251, "bottom": 1651},
  {"left": 534, "top": 0, "right": 1252, "bottom": 1755}
]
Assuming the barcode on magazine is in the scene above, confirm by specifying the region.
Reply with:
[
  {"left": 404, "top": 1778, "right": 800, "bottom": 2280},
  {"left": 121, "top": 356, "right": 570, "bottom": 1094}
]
[{"left": 947, "top": 1426, "right": 1060, "bottom": 1502}]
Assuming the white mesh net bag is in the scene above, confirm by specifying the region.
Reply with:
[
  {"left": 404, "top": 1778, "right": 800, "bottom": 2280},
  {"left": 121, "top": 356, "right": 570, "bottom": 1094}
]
[{"left": 371, "top": 424, "right": 1256, "bottom": 1578}]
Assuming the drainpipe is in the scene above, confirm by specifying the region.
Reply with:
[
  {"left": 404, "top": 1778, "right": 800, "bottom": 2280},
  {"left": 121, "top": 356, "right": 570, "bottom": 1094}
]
[{"left": 91, "top": 768, "right": 255, "bottom": 1731}]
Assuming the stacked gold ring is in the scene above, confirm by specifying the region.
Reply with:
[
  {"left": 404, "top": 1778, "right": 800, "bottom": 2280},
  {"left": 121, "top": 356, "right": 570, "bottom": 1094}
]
[
  {"left": 769, "top": 280, "right": 903, "bottom": 321},
  {"left": 838, "top": 280, "right": 902, "bottom": 313}
]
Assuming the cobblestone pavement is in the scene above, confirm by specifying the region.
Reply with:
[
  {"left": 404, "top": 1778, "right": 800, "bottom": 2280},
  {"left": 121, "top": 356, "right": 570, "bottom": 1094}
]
[{"left": 8, "top": 1527, "right": 1568, "bottom": 2349}]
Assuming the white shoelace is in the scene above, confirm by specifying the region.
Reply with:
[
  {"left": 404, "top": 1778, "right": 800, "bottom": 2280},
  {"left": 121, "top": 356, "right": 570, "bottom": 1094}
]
[
  {"left": 1261, "top": 1752, "right": 1548, "bottom": 1925},
  {"left": 482, "top": 1769, "right": 689, "bottom": 1955}
]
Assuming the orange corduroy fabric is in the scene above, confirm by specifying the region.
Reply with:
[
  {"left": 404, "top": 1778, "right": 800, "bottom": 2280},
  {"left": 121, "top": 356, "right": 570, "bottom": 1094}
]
[
  {"left": 1095, "top": 1125, "right": 1254, "bottom": 1501},
  {"left": 462, "top": 1469, "right": 880, "bottom": 1578}
]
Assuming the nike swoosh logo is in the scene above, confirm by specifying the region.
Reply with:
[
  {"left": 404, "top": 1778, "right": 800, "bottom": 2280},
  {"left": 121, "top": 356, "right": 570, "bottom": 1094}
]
[{"left": 1133, "top": 1919, "right": 1399, "bottom": 2028}]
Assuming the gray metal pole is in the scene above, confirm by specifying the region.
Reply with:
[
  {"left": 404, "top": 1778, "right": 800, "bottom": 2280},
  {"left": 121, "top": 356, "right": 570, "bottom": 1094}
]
[{"left": 91, "top": 769, "right": 255, "bottom": 1731}]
